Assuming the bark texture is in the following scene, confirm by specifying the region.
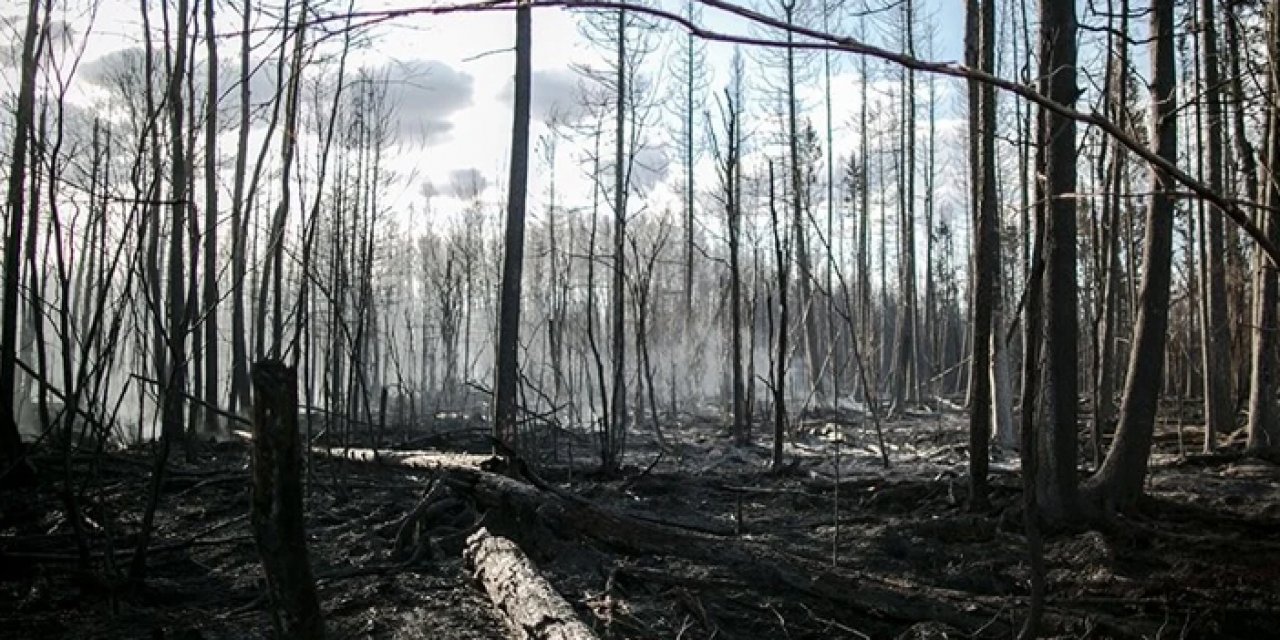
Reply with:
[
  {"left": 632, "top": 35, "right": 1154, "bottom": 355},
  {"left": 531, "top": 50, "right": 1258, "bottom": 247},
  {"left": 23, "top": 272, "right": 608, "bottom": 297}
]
[
  {"left": 1086, "top": 0, "right": 1178, "bottom": 514},
  {"left": 965, "top": 0, "right": 996, "bottom": 511},
  {"left": 250, "top": 360, "right": 325, "bottom": 640},
  {"left": 0, "top": 0, "right": 40, "bottom": 485},
  {"left": 1247, "top": 0, "right": 1280, "bottom": 453},
  {"left": 1037, "top": 0, "right": 1081, "bottom": 525},
  {"left": 493, "top": 1, "right": 532, "bottom": 448},
  {"left": 466, "top": 528, "right": 599, "bottom": 640},
  {"left": 1199, "top": 0, "right": 1234, "bottom": 451}
]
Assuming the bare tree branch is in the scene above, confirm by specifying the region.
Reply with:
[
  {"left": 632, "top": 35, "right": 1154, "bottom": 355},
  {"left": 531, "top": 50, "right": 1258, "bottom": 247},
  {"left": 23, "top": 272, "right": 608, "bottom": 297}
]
[{"left": 295, "top": 0, "right": 1280, "bottom": 266}]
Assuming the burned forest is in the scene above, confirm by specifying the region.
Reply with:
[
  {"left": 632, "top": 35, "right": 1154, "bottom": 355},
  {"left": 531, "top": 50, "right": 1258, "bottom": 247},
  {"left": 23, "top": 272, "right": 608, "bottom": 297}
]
[{"left": 4, "top": 0, "right": 1280, "bottom": 638}]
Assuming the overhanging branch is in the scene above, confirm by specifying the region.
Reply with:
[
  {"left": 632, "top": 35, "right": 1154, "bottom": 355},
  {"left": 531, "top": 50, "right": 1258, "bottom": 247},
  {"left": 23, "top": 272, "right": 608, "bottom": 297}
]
[{"left": 298, "top": 0, "right": 1280, "bottom": 266}]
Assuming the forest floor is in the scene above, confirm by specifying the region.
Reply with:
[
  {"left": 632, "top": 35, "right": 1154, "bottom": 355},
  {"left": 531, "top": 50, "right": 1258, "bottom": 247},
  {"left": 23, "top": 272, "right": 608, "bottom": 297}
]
[{"left": 3, "top": 404, "right": 1280, "bottom": 639}]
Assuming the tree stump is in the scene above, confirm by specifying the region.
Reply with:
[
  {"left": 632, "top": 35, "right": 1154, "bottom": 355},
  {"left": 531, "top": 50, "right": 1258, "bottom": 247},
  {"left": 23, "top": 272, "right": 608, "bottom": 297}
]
[{"left": 250, "top": 360, "right": 325, "bottom": 639}]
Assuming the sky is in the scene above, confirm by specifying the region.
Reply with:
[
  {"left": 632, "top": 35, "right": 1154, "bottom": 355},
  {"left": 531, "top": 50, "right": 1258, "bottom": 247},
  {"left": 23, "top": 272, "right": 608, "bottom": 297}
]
[{"left": 4, "top": 0, "right": 972, "bottom": 232}]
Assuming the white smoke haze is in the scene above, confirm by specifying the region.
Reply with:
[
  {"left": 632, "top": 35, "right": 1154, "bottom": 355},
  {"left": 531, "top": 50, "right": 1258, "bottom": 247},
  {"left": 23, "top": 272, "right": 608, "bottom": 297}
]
[{"left": 0, "top": 0, "right": 983, "bottom": 454}]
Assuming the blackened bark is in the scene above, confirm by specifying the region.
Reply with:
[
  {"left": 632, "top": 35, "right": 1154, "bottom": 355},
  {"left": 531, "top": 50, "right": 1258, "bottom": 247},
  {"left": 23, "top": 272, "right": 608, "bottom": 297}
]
[
  {"left": 1036, "top": 0, "right": 1081, "bottom": 526},
  {"left": 966, "top": 0, "right": 997, "bottom": 511},
  {"left": 1246, "top": 1, "right": 1280, "bottom": 453},
  {"left": 203, "top": 0, "right": 220, "bottom": 435},
  {"left": 608, "top": 7, "right": 628, "bottom": 473},
  {"left": 227, "top": 0, "right": 253, "bottom": 414},
  {"left": 1199, "top": 0, "right": 1233, "bottom": 452},
  {"left": 721, "top": 93, "right": 747, "bottom": 445},
  {"left": 250, "top": 360, "right": 325, "bottom": 639},
  {"left": 769, "top": 162, "right": 789, "bottom": 472},
  {"left": 1086, "top": 0, "right": 1179, "bottom": 514},
  {"left": 0, "top": 0, "right": 40, "bottom": 486},
  {"left": 493, "top": 0, "right": 532, "bottom": 449}
]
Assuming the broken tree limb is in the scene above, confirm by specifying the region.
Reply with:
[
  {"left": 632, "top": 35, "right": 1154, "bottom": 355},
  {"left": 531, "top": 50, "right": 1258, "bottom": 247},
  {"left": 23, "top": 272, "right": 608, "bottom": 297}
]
[
  {"left": 465, "top": 527, "right": 599, "bottom": 640},
  {"left": 249, "top": 360, "right": 325, "bottom": 640}
]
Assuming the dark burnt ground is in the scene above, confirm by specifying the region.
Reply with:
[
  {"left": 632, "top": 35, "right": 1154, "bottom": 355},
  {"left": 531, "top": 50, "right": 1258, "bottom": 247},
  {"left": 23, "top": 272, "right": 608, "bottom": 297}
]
[
  {"left": 2, "top": 408, "right": 1279, "bottom": 639},
  {"left": 0, "top": 443, "right": 506, "bottom": 640}
]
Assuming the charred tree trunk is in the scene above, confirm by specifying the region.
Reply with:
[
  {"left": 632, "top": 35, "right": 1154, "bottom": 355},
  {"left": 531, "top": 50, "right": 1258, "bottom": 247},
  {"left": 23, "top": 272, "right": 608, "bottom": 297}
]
[
  {"left": 783, "top": 1, "right": 823, "bottom": 405},
  {"left": 227, "top": 0, "right": 254, "bottom": 414},
  {"left": 1247, "top": 0, "right": 1280, "bottom": 453},
  {"left": 965, "top": 0, "right": 997, "bottom": 512},
  {"left": 1199, "top": 0, "right": 1233, "bottom": 452},
  {"left": 202, "top": 0, "right": 221, "bottom": 435},
  {"left": 1086, "top": 0, "right": 1179, "bottom": 514},
  {"left": 1036, "top": 0, "right": 1081, "bottom": 526},
  {"left": 493, "top": 0, "right": 532, "bottom": 449},
  {"left": 608, "top": 7, "right": 628, "bottom": 473},
  {"left": 1094, "top": 0, "right": 1128, "bottom": 466},
  {"left": 769, "top": 162, "right": 789, "bottom": 472},
  {"left": 0, "top": 0, "right": 40, "bottom": 485},
  {"left": 250, "top": 360, "right": 325, "bottom": 639}
]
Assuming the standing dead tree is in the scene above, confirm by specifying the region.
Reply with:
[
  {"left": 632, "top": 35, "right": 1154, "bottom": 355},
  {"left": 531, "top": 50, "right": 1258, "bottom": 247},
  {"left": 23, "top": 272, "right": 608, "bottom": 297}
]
[
  {"left": 493, "top": 0, "right": 533, "bottom": 449},
  {"left": 709, "top": 88, "right": 748, "bottom": 445},
  {"left": 0, "top": 0, "right": 42, "bottom": 487}
]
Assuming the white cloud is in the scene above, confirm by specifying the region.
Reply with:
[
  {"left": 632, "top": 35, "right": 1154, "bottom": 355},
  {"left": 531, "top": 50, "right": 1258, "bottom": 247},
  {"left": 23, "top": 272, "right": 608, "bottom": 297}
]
[
  {"left": 371, "top": 58, "right": 475, "bottom": 145},
  {"left": 497, "top": 68, "right": 591, "bottom": 124}
]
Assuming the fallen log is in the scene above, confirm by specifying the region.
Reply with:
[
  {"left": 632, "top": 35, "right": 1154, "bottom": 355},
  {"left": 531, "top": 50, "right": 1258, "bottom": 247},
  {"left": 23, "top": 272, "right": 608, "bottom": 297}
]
[
  {"left": 465, "top": 528, "right": 599, "bottom": 640},
  {"left": 442, "top": 465, "right": 1008, "bottom": 636},
  {"left": 299, "top": 445, "right": 1010, "bottom": 634}
]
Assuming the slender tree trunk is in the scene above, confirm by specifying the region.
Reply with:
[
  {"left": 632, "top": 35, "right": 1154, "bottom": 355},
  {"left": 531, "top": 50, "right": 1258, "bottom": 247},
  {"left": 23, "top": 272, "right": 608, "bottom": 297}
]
[
  {"left": 1224, "top": 1, "right": 1257, "bottom": 409},
  {"left": 0, "top": 0, "right": 41, "bottom": 484},
  {"left": 1037, "top": 0, "right": 1081, "bottom": 526},
  {"left": 823, "top": 0, "right": 838, "bottom": 409},
  {"left": 682, "top": 0, "right": 697, "bottom": 329},
  {"left": 966, "top": 0, "right": 997, "bottom": 511},
  {"left": 202, "top": 0, "right": 220, "bottom": 434},
  {"left": 897, "top": 0, "right": 919, "bottom": 408},
  {"left": 493, "top": 0, "right": 532, "bottom": 449},
  {"left": 1094, "top": 0, "right": 1128, "bottom": 467},
  {"left": 1018, "top": 90, "right": 1050, "bottom": 640},
  {"left": 228, "top": 0, "right": 254, "bottom": 413},
  {"left": 1015, "top": 0, "right": 1032, "bottom": 407},
  {"left": 1247, "top": 0, "right": 1280, "bottom": 453},
  {"left": 585, "top": 122, "right": 611, "bottom": 462},
  {"left": 922, "top": 52, "right": 936, "bottom": 403},
  {"left": 162, "top": 0, "right": 191, "bottom": 447},
  {"left": 1199, "top": 0, "right": 1233, "bottom": 453},
  {"left": 1086, "top": 0, "right": 1178, "bottom": 513},
  {"left": 858, "top": 31, "right": 872, "bottom": 401},
  {"left": 984, "top": 2, "right": 1013, "bottom": 447},
  {"left": 257, "top": 0, "right": 307, "bottom": 359},
  {"left": 721, "top": 93, "right": 746, "bottom": 445},
  {"left": 769, "top": 163, "right": 789, "bottom": 472},
  {"left": 609, "top": 8, "right": 628, "bottom": 472},
  {"left": 782, "top": 2, "right": 822, "bottom": 405},
  {"left": 185, "top": 53, "right": 202, "bottom": 452}
]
